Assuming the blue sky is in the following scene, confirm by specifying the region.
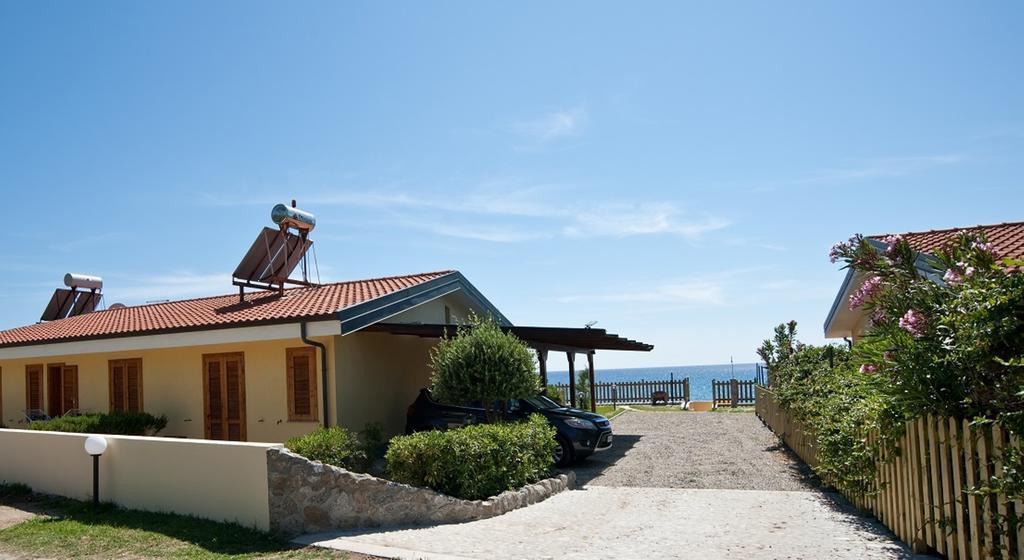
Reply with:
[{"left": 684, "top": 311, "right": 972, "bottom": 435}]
[{"left": 1, "top": 2, "right": 1022, "bottom": 369}]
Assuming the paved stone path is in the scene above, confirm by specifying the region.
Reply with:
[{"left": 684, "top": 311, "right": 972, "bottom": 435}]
[
  {"left": 303, "top": 410, "right": 935, "bottom": 560},
  {"left": 0, "top": 506, "right": 36, "bottom": 531}
]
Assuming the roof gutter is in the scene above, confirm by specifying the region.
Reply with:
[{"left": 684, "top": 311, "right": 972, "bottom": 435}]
[{"left": 300, "top": 321, "right": 330, "bottom": 429}]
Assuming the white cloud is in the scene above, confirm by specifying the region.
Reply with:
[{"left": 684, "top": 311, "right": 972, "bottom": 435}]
[
  {"left": 554, "top": 279, "right": 725, "bottom": 306},
  {"left": 200, "top": 184, "right": 729, "bottom": 243},
  {"left": 564, "top": 203, "right": 730, "bottom": 239},
  {"left": 108, "top": 272, "right": 230, "bottom": 303},
  {"left": 511, "top": 105, "right": 587, "bottom": 142},
  {"left": 412, "top": 222, "right": 549, "bottom": 243},
  {"left": 800, "top": 154, "right": 967, "bottom": 184}
]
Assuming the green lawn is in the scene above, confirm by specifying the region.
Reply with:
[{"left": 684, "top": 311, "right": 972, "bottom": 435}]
[
  {"left": 0, "top": 485, "right": 351, "bottom": 560},
  {"left": 595, "top": 405, "right": 627, "bottom": 419}
]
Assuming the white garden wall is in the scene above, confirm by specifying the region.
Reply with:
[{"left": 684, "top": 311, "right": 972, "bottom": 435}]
[{"left": 0, "top": 429, "right": 279, "bottom": 530}]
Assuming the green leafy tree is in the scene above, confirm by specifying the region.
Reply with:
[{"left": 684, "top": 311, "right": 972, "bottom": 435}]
[
  {"left": 757, "top": 320, "right": 799, "bottom": 369},
  {"left": 430, "top": 316, "right": 539, "bottom": 420},
  {"left": 575, "top": 368, "right": 591, "bottom": 410}
]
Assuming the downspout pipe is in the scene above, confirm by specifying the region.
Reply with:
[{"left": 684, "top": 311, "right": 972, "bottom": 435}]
[{"left": 301, "top": 322, "right": 330, "bottom": 429}]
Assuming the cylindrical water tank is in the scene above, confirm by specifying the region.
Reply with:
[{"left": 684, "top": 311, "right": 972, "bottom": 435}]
[
  {"left": 271, "top": 204, "right": 316, "bottom": 232},
  {"left": 64, "top": 273, "right": 103, "bottom": 290}
]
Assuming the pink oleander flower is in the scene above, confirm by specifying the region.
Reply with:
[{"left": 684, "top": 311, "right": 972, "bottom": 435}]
[
  {"left": 849, "top": 275, "right": 883, "bottom": 310},
  {"left": 972, "top": 241, "right": 1001, "bottom": 259},
  {"left": 829, "top": 243, "right": 845, "bottom": 263},
  {"left": 899, "top": 309, "right": 927, "bottom": 338},
  {"left": 945, "top": 262, "right": 976, "bottom": 285},
  {"left": 859, "top": 364, "right": 878, "bottom": 374},
  {"left": 883, "top": 234, "right": 904, "bottom": 255},
  {"left": 870, "top": 309, "right": 886, "bottom": 325}
]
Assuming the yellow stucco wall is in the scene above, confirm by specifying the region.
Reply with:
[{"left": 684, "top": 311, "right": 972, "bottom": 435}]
[
  {"left": 0, "top": 429, "right": 276, "bottom": 530},
  {"left": 0, "top": 336, "right": 333, "bottom": 443},
  {"left": 334, "top": 332, "right": 437, "bottom": 438}
]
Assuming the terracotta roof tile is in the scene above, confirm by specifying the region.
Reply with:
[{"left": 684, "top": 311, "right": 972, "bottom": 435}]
[
  {"left": 870, "top": 221, "right": 1024, "bottom": 261},
  {"left": 0, "top": 270, "right": 454, "bottom": 348}
]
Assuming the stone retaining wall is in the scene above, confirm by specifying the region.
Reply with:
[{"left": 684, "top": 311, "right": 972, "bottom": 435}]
[{"left": 266, "top": 448, "right": 575, "bottom": 536}]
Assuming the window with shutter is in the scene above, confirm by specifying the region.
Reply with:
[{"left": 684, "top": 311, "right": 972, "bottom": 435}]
[
  {"left": 286, "top": 347, "right": 318, "bottom": 422},
  {"left": 109, "top": 359, "right": 143, "bottom": 413},
  {"left": 202, "top": 353, "right": 246, "bottom": 441},
  {"left": 44, "top": 363, "right": 77, "bottom": 417},
  {"left": 25, "top": 365, "right": 43, "bottom": 411}
]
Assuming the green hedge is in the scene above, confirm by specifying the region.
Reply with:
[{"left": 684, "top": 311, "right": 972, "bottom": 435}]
[
  {"left": 286, "top": 426, "right": 367, "bottom": 472},
  {"left": 29, "top": 412, "right": 168, "bottom": 435},
  {"left": 385, "top": 414, "right": 556, "bottom": 500}
]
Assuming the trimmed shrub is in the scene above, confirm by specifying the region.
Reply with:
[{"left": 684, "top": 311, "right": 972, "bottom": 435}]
[
  {"left": 29, "top": 412, "right": 167, "bottom": 435},
  {"left": 385, "top": 414, "right": 556, "bottom": 500},
  {"left": 430, "top": 316, "right": 538, "bottom": 420},
  {"left": 286, "top": 426, "right": 367, "bottom": 472}
]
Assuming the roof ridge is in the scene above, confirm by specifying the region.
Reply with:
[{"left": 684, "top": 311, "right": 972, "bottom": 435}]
[
  {"left": 58, "top": 269, "right": 458, "bottom": 315},
  {"left": 869, "top": 220, "right": 1024, "bottom": 239}
]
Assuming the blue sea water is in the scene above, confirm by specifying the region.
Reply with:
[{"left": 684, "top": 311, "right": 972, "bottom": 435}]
[{"left": 546, "top": 363, "right": 760, "bottom": 401}]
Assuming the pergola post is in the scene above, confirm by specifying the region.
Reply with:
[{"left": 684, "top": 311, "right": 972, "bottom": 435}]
[
  {"left": 587, "top": 352, "right": 596, "bottom": 413},
  {"left": 537, "top": 349, "right": 548, "bottom": 388},
  {"left": 567, "top": 352, "right": 576, "bottom": 408}
]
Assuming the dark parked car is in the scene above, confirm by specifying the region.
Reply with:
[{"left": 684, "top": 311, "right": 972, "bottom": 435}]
[{"left": 405, "top": 388, "right": 613, "bottom": 467}]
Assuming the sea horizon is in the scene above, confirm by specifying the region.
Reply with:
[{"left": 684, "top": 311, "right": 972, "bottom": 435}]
[{"left": 545, "top": 362, "right": 763, "bottom": 401}]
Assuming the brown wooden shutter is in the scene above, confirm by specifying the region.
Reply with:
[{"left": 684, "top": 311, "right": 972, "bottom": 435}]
[
  {"left": 109, "top": 358, "right": 143, "bottom": 413},
  {"left": 286, "top": 347, "right": 318, "bottom": 422},
  {"left": 25, "top": 365, "right": 43, "bottom": 411},
  {"left": 204, "top": 356, "right": 223, "bottom": 439},
  {"left": 110, "top": 361, "right": 126, "bottom": 412},
  {"left": 126, "top": 359, "right": 142, "bottom": 412},
  {"left": 225, "top": 355, "right": 244, "bottom": 441},
  {"left": 203, "top": 353, "right": 246, "bottom": 441},
  {"left": 61, "top": 365, "right": 78, "bottom": 413}
]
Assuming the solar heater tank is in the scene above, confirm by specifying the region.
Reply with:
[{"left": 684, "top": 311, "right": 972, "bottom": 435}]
[
  {"left": 64, "top": 273, "right": 103, "bottom": 290},
  {"left": 271, "top": 204, "right": 316, "bottom": 232}
]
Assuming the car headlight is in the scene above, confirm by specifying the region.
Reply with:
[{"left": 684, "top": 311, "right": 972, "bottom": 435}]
[{"left": 564, "top": 417, "right": 595, "bottom": 430}]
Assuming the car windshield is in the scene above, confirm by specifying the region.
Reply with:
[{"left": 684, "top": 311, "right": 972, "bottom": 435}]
[{"left": 521, "top": 396, "right": 563, "bottom": 410}]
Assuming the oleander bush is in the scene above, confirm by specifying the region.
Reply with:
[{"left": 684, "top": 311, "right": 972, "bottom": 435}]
[
  {"left": 764, "top": 229, "right": 1024, "bottom": 499},
  {"left": 29, "top": 412, "right": 167, "bottom": 435},
  {"left": 385, "top": 414, "right": 556, "bottom": 500}
]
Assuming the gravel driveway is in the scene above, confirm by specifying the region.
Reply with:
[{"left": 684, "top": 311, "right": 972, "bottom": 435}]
[
  {"left": 574, "top": 409, "right": 818, "bottom": 491},
  {"left": 303, "top": 410, "right": 932, "bottom": 560}
]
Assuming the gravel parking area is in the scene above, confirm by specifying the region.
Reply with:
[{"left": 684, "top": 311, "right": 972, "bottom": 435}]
[{"left": 573, "top": 409, "right": 818, "bottom": 490}]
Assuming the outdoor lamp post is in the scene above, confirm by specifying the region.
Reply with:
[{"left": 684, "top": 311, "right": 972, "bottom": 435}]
[{"left": 83, "top": 435, "right": 107, "bottom": 511}]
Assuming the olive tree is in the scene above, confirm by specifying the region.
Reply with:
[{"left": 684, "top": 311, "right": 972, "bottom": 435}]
[{"left": 430, "top": 316, "right": 539, "bottom": 420}]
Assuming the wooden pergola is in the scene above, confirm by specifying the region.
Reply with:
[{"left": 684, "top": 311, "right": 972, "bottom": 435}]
[{"left": 365, "top": 323, "right": 654, "bottom": 412}]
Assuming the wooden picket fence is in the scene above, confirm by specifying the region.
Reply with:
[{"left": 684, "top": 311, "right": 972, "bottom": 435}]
[
  {"left": 550, "top": 378, "right": 690, "bottom": 406},
  {"left": 756, "top": 385, "right": 1023, "bottom": 559},
  {"left": 712, "top": 378, "right": 757, "bottom": 408}
]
